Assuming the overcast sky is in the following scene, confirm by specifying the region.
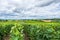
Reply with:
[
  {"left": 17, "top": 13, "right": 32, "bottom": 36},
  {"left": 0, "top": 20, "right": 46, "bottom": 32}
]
[{"left": 0, "top": 0, "right": 60, "bottom": 19}]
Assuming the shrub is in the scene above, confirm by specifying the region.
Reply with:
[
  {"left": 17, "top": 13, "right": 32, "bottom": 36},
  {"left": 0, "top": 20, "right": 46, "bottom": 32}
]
[
  {"left": 0, "top": 24, "right": 14, "bottom": 40},
  {"left": 24, "top": 24, "right": 60, "bottom": 40},
  {"left": 10, "top": 24, "right": 24, "bottom": 40}
]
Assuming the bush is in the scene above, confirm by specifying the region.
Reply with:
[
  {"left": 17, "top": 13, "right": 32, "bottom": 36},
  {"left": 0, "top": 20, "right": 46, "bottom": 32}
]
[
  {"left": 10, "top": 23, "right": 24, "bottom": 40},
  {"left": 24, "top": 24, "right": 60, "bottom": 40},
  {"left": 0, "top": 24, "right": 14, "bottom": 40}
]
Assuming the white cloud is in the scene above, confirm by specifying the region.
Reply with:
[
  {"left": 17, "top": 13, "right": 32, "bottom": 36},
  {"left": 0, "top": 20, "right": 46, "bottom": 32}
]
[{"left": 0, "top": 0, "right": 60, "bottom": 19}]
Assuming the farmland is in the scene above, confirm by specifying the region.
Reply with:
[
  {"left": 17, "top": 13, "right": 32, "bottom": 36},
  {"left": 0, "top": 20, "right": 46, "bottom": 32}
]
[{"left": 0, "top": 19, "right": 60, "bottom": 40}]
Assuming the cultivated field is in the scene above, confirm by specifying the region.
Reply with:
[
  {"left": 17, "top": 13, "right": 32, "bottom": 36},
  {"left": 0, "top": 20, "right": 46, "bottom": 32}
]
[{"left": 0, "top": 20, "right": 60, "bottom": 40}]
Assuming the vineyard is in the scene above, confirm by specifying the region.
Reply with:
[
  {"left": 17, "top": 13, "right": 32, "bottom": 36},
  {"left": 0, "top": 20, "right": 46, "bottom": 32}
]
[{"left": 0, "top": 20, "right": 60, "bottom": 40}]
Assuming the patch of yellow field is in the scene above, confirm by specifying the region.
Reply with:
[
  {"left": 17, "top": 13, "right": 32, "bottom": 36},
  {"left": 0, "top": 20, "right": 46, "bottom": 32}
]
[{"left": 42, "top": 20, "right": 52, "bottom": 22}]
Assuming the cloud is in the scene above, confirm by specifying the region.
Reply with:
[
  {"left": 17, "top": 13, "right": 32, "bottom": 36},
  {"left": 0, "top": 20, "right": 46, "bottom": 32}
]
[{"left": 0, "top": 0, "right": 60, "bottom": 19}]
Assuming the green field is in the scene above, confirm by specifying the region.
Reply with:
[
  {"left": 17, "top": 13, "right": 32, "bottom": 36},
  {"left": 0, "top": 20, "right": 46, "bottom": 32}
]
[{"left": 0, "top": 20, "right": 60, "bottom": 40}]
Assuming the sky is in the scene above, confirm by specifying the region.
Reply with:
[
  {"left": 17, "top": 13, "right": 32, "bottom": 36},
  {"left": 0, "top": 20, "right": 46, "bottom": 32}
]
[{"left": 0, "top": 0, "right": 60, "bottom": 19}]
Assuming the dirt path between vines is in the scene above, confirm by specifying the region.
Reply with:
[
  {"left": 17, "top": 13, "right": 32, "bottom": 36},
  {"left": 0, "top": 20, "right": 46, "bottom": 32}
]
[
  {"left": 24, "top": 32, "right": 29, "bottom": 40},
  {"left": 3, "top": 35, "right": 10, "bottom": 40}
]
